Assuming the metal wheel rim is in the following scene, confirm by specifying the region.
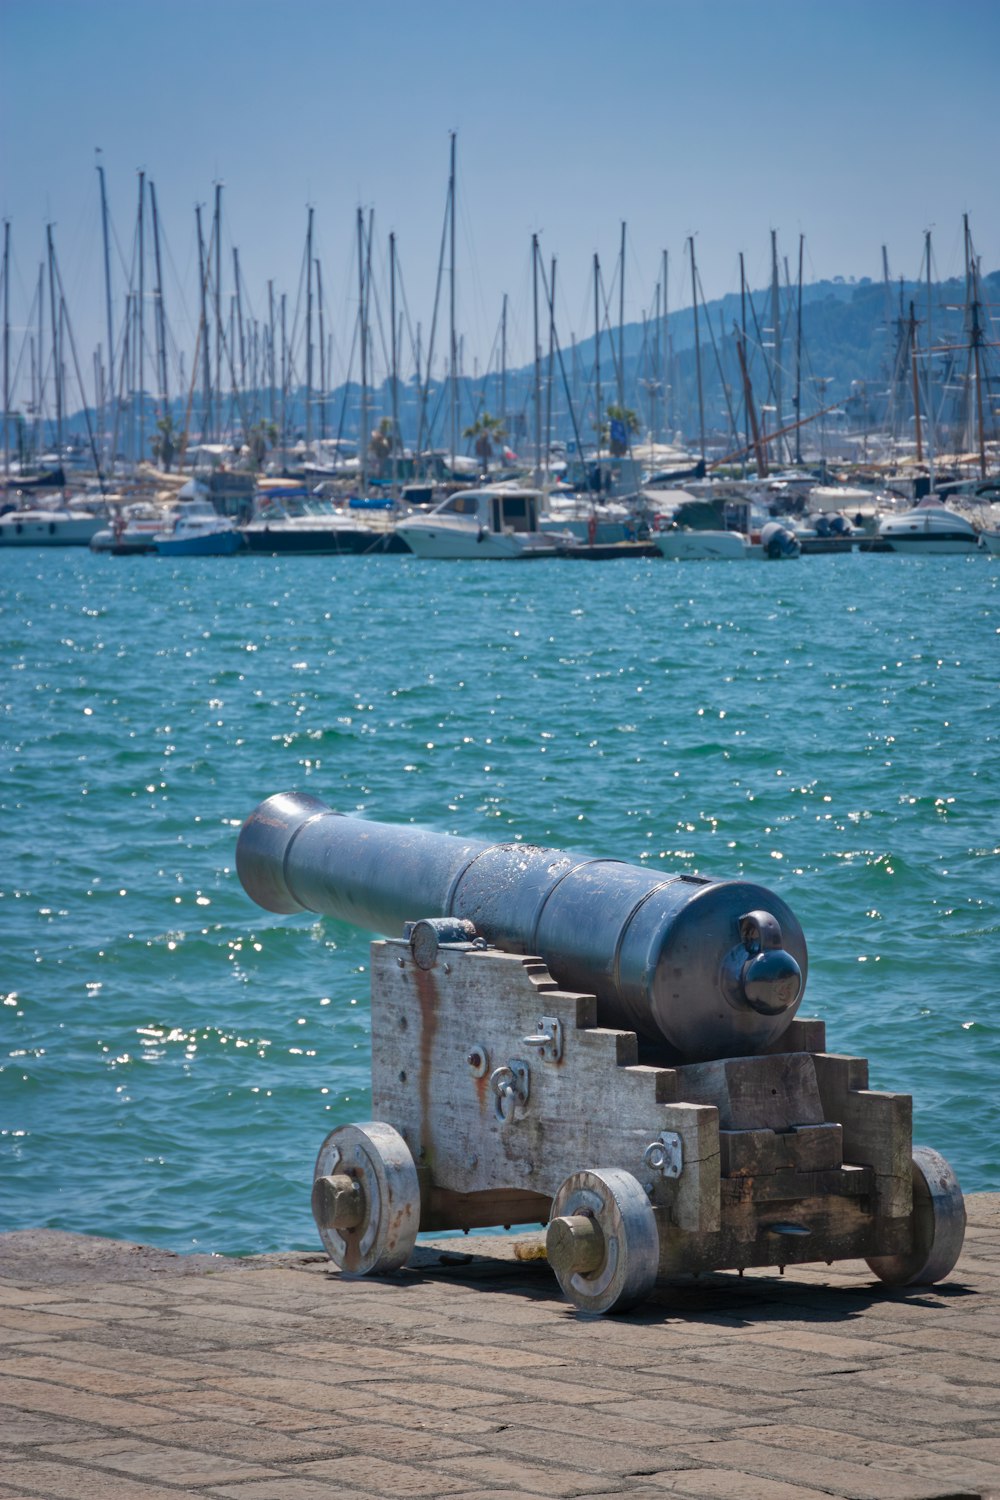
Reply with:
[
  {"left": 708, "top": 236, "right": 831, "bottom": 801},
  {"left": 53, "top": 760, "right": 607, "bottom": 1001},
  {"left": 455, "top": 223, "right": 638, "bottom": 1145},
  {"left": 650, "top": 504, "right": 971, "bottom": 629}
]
[
  {"left": 313, "top": 1121, "right": 420, "bottom": 1276},
  {"left": 866, "top": 1145, "right": 966, "bottom": 1287},
  {"left": 549, "top": 1167, "right": 659, "bottom": 1315}
]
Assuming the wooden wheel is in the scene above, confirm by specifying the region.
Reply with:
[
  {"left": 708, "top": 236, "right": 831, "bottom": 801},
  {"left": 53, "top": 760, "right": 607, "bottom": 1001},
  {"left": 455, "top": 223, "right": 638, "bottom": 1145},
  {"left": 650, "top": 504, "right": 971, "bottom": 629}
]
[
  {"left": 312, "top": 1122, "right": 420, "bottom": 1276},
  {"left": 546, "top": 1167, "right": 659, "bottom": 1315},
  {"left": 866, "top": 1146, "right": 966, "bottom": 1287}
]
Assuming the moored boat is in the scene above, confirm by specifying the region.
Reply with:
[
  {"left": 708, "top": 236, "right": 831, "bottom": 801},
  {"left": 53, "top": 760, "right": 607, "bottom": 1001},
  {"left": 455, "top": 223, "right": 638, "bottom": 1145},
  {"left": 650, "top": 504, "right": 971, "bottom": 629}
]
[
  {"left": 241, "top": 487, "right": 407, "bottom": 554},
  {"left": 0, "top": 504, "right": 104, "bottom": 547},
  {"left": 153, "top": 499, "right": 244, "bottom": 557},
  {"left": 394, "top": 486, "right": 574, "bottom": 559},
  {"left": 877, "top": 499, "right": 981, "bottom": 555}
]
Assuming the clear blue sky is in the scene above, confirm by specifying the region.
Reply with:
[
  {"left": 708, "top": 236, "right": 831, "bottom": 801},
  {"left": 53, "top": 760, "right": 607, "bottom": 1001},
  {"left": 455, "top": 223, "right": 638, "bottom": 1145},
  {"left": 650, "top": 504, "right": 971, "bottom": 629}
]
[{"left": 2, "top": 0, "right": 997, "bottom": 387}]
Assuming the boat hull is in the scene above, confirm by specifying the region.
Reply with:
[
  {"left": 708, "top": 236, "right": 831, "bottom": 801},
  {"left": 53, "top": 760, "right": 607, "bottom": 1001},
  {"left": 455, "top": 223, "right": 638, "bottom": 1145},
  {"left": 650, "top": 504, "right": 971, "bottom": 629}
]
[
  {"left": 155, "top": 532, "right": 245, "bottom": 557},
  {"left": 242, "top": 525, "right": 408, "bottom": 555},
  {"left": 395, "top": 523, "right": 563, "bottom": 559},
  {"left": 881, "top": 535, "right": 981, "bottom": 555},
  {"left": 0, "top": 515, "right": 103, "bottom": 546},
  {"left": 654, "top": 529, "right": 749, "bottom": 561}
]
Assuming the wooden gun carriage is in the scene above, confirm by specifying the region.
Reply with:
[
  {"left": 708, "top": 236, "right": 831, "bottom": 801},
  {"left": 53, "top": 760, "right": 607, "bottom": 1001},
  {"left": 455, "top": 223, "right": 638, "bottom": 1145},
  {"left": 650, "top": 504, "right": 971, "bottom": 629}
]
[{"left": 238, "top": 792, "right": 966, "bottom": 1314}]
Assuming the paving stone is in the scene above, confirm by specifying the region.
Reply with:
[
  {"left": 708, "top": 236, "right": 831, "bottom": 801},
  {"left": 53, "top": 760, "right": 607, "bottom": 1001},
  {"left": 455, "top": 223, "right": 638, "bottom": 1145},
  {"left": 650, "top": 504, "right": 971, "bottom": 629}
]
[
  {"left": 0, "top": 1461, "right": 194, "bottom": 1500},
  {"left": 300, "top": 1453, "right": 471, "bottom": 1494},
  {"left": 670, "top": 1438, "right": 983, "bottom": 1499},
  {"left": 0, "top": 1353, "right": 182, "bottom": 1397},
  {"left": 301, "top": 1398, "right": 504, "bottom": 1436},
  {"left": 0, "top": 1409, "right": 94, "bottom": 1445},
  {"left": 0, "top": 1376, "right": 185, "bottom": 1429},
  {"left": 641, "top": 1470, "right": 853, "bottom": 1499},
  {"left": 131, "top": 1387, "right": 326, "bottom": 1429},
  {"left": 40, "top": 1436, "right": 282, "bottom": 1485},
  {"left": 324, "top": 1421, "right": 483, "bottom": 1463},
  {"left": 136, "top": 1419, "right": 345, "bottom": 1462},
  {"left": 436, "top": 1454, "right": 614, "bottom": 1497},
  {"left": 209, "top": 1480, "right": 380, "bottom": 1500}
]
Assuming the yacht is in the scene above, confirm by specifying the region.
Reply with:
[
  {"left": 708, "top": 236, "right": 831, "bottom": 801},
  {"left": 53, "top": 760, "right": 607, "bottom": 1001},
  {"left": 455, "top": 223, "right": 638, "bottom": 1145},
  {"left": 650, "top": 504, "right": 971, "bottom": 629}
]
[
  {"left": 90, "top": 502, "right": 177, "bottom": 555},
  {"left": 0, "top": 503, "right": 104, "bottom": 547},
  {"left": 241, "top": 488, "right": 407, "bottom": 554},
  {"left": 394, "top": 486, "right": 573, "bottom": 559},
  {"left": 877, "top": 499, "right": 981, "bottom": 555},
  {"left": 154, "top": 499, "right": 244, "bottom": 557}
]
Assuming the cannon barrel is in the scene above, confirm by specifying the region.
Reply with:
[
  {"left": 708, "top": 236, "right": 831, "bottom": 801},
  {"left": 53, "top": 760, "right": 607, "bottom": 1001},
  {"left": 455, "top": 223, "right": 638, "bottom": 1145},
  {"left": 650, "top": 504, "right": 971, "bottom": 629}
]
[{"left": 237, "top": 791, "right": 808, "bottom": 1061}]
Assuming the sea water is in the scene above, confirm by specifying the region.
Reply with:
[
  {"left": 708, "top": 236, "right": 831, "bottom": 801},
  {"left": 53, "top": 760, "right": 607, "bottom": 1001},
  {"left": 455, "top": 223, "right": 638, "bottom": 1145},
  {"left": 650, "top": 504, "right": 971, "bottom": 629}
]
[{"left": 1, "top": 548, "right": 997, "bottom": 1254}]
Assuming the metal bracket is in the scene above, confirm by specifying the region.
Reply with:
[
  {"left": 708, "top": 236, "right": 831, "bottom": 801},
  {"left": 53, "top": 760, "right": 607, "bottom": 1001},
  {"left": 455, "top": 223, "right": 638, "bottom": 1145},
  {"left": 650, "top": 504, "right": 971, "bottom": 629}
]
[
  {"left": 490, "top": 1060, "right": 530, "bottom": 1123},
  {"left": 521, "top": 1015, "right": 563, "bottom": 1064},
  {"left": 642, "top": 1131, "right": 683, "bottom": 1180}
]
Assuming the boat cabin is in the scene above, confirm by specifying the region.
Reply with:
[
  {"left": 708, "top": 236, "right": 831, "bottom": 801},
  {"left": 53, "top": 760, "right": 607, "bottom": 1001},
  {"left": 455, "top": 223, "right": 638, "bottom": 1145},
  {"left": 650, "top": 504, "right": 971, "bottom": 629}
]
[{"left": 436, "top": 488, "right": 541, "bottom": 534}]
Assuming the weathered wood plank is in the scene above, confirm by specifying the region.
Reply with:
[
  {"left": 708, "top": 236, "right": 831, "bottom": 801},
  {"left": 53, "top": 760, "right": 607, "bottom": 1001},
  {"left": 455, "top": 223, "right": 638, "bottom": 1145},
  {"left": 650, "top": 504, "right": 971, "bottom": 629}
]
[{"left": 673, "top": 1053, "right": 826, "bottom": 1131}]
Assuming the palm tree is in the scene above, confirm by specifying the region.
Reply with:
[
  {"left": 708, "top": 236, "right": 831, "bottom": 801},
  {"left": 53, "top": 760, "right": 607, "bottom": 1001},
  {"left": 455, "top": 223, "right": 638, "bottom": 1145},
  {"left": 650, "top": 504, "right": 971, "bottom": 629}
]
[
  {"left": 249, "top": 420, "right": 279, "bottom": 470},
  {"left": 463, "top": 411, "right": 506, "bottom": 471},
  {"left": 369, "top": 417, "right": 394, "bottom": 477},
  {"left": 602, "top": 403, "right": 639, "bottom": 457},
  {"left": 151, "top": 412, "right": 178, "bottom": 472}
]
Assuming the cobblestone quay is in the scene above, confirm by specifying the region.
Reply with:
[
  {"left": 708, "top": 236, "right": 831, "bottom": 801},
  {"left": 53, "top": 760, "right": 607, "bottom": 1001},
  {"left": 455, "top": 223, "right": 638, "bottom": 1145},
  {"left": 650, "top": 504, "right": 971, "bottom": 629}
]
[{"left": 2, "top": 1196, "right": 998, "bottom": 1499}]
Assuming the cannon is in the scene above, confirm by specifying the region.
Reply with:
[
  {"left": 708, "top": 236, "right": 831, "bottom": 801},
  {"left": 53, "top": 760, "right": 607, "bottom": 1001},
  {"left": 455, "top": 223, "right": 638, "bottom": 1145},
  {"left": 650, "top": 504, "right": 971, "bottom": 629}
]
[{"left": 238, "top": 791, "right": 966, "bottom": 1313}]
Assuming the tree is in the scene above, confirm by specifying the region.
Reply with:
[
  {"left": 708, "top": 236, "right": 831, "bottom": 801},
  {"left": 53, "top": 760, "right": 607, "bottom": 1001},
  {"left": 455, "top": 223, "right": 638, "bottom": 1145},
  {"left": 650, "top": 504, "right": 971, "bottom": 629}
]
[
  {"left": 463, "top": 411, "right": 506, "bottom": 471},
  {"left": 249, "top": 420, "right": 279, "bottom": 470},
  {"left": 151, "top": 412, "right": 177, "bottom": 472},
  {"left": 602, "top": 403, "right": 639, "bottom": 457},
  {"left": 369, "top": 417, "right": 394, "bottom": 476}
]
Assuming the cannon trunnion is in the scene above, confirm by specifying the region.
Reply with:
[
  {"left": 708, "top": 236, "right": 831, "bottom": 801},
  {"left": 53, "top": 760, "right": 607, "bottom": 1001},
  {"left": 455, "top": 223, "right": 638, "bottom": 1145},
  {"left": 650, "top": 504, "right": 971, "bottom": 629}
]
[{"left": 237, "top": 794, "right": 966, "bottom": 1314}]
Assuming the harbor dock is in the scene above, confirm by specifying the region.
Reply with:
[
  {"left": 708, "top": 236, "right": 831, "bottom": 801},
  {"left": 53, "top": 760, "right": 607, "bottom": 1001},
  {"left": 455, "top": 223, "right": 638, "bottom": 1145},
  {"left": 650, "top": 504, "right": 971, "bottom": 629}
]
[{"left": 2, "top": 1195, "right": 998, "bottom": 1500}]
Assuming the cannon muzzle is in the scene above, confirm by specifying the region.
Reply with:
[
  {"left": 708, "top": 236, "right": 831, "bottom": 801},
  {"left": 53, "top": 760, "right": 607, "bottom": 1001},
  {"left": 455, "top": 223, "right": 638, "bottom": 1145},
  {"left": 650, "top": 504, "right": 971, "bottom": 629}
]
[{"left": 237, "top": 791, "right": 807, "bottom": 1061}]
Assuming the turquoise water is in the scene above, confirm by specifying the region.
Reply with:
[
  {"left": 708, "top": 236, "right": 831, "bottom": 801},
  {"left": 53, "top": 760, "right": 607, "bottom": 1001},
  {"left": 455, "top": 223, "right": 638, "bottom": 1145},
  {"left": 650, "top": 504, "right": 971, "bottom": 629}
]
[{"left": 2, "top": 548, "right": 998, "bottom": 1254}]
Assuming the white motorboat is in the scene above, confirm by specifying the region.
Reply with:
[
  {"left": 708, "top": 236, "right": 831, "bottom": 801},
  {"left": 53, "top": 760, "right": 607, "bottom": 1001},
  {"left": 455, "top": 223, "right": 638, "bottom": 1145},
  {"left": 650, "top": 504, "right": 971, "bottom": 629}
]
[
  {"left": 395, "top": 486, "right": 573, "bottom": 559},
  {"left": 90, "top": 502, "right": 177, "bottom": 554},
  {"left": 0, "top": 504, "right": 104, "bottom": 547},
  {"left": 242, "top": 488, "right": 405, "bottom": 554},
  {"left": 154, "top": 499, "right": 244, "bottom": 556},
  {"left": 655, "top": 525, "right": 750, "bottom": 561},
  {"left": 877, "top": 500, "right": 981, "bottom": 555},
  {"left": 979, "top": 530, "right": 1000, "bottom": 556}
]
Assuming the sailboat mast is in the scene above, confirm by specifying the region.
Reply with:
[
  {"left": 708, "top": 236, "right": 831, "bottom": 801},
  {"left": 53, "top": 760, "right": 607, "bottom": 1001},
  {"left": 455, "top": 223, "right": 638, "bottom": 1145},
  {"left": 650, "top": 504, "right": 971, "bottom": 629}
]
[
  {"left": 137, "top": 170, "right": 146, "bottom": 464},
  {"left": 196, "top": 204, "right": 212, "bottom": 443},
  {"left": 2, "top": 220, "right": 9, "bottom": 475},
  {"left": 149, "top": 179, "right": 169, "bottom": 412},
  {"left": 280, "top": 293, "right": 287, "bottom": 448},
  {"left": 96, "top": 153, "right": 115, "bottom": 464},
  {"left": 925, "top": 229, "right": 935, "bottom": 490},
  {"left": 389, "top": 230, "right": 398, "bottom": 487},
  {"left": 546, "top": 255, "right": 556, "bottom": 485},
  {"left": 267, "top": 280, "right": 275, "bottom": 425},
  {"left": 593, "top": 252, "right": 601, "bottom": 453},
  {"left": 500, "top": 291, "right": 507, "bottom": 445},
  {"left": 532, "top": 233, "right": 541, "bottom": 479},
  {"left": 689, "top": 236, "right": 705, "bottom": 461},
  {"left": 305, "top": 206, "right": 314, "bottom": 450},
  {"left": 47, "top": 224, "right": 62, "bottom": 452},
  {"left": 770, "top": 229, "right": 782, "bottom": 459},
  {"left": 617, "top": 221, "right": 626, "bottom": 408},
  {"left": 233, "top": 248, "right": 246, "bottom": 405},
  {"left": 448, "top": 131, "right": 457, "bottom": 476},
  {"left": 794, "top": 233, "right": 804, "bottom": 463},
  {"left": 358, "top": 206, "right": 368, "bottom": 495},
  {"left": 965, "top": 215, "right": 987, "bottom": 479},
  {"left": 36, "top": 261, "right": 44, "bottom": 455},
  {"left": 662, "top": 248, "right": 669, "bottom": 441},
  {"left": 909, "top": 301, "right": 923, "bottom": 465},
  {"left": 213, "top": 183, "right": 222, "bottom": 441},
  {"left": 316, "top": 258, "right": 326, "bottom": 443}
]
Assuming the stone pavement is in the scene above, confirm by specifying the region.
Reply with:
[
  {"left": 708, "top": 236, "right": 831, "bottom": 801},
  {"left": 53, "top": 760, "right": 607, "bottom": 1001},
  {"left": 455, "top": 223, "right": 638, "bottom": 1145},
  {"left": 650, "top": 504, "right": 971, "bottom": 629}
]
[{"left": 1, "top": 1196, "right": 998, "bottom": 1500}]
